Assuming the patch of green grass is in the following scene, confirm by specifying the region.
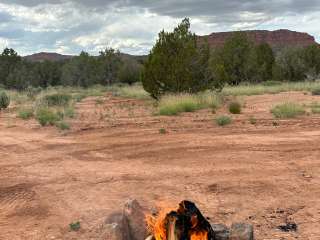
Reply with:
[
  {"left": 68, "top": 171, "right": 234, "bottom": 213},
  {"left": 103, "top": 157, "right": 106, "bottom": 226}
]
[
  {"left": 158, "top": 94, "right": 201, "bottom": 115},
  {"left": 312, "top": 107, "right": 320, "bottom": 114},
  {"left": 109, "top": 84, "right": 150, "bottom": 99},
  {"left": 55, "top": 121, "right": 70, "bottom": 130},
  {"left": 64, "top": 106, "right": 75, "bottom": 118},
  {"left": 35, "top": 108, "right": 61, "bottom": 126},
  {"left": 73, "top": 93, "right": 87, "bottom": 102},
  {"left": 249, "top": 116, "right": 257, "bottom": 125},
  {"left": 228, "top": 101, "right": 241, "bottom": 114},
  {"left": 69, "top": 221, "right": 81, "bottom": 232},
  {"left": 158, "top": 92, "right": 222, "bottom": 116},
  {"left": 43, "top": 93, "right": 72, "bottom": 107},
  {"left": 95, "top": 98, "right": 104, "bottom": 105},
  {"left": 159, "top": 128, "right": 167, "bottom": 134},
  {"left": 310, "top": 102, "right": 320, "bottom": 114},
  {"left": 223, "top": 81, "right": 320, "bottom": 96},
  {"left": 271, "top": 102, "right": 305, "bottom": 119},
  {"left": 311, "top": 87, "right": 320, "bottom": 96},
  {"left": 18, "top": 107, "right": 34, "bottom": 120},
  {"left": 216, "top": 115, "right": 232, "bottom": 126},
  {"left": 261, "top": 81, "right": 282, "bottom": 86}
]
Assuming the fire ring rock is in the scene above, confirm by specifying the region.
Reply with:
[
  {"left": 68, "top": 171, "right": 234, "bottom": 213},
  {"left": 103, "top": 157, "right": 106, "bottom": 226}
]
[
  {"left": 229, "top": 223, "right": 254, "bottom": 240},
  {"left": 123, "top": 199, "right": 148, "bottom": 240},
  {"left": 212, "top": 224, "right": 230, "bottom": 240}
]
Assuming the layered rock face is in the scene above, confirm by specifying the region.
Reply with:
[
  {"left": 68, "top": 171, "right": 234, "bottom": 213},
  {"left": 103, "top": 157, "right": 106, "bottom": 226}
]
[{"left": 199, "top": 29, "right": 318, "bottom": 50}]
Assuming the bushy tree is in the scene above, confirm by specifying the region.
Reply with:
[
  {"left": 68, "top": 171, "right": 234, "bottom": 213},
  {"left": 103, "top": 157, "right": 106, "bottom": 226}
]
[
  {"left": 301, "top": 44, "right": 320, "bottom": 80},
  {"left": 0, "top": 48, "right": 21, "bottom": 86},
  {"left": 98, "top": 48, "right": 122, "bottom": 85},
  {"left": 6, "top": 61, "right": 39, "bottom": 90},
  {"left": 61, "top": 51, "right": 101, "bottom": 87},
  {"left": 118, "top": 59, "right": 142, "bottom": 85},
  {"left": 142, "top": 18, "right": 219, "bottom": 99},
  {"left": 34, "top": 61, "right": 62, "bottom": 87},
  {"left": 251, "top": 43, "right": 275, "bottom": 82},
  {"left": 273, "top": 48, "right": 307, "bottom": 82},
  {"left": 213, "top": 32, "right": 254, "bottom": 85}
]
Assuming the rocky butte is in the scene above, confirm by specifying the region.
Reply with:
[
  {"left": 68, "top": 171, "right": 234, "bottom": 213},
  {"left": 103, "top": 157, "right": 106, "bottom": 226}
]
[{"left": 198, "top": 29, "right": 318, "bottom": 50}]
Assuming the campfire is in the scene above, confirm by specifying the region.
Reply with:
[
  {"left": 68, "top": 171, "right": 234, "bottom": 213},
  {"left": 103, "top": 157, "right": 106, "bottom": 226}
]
[{"left": 146, "top": 200, "right": 215, "bottom": 240}]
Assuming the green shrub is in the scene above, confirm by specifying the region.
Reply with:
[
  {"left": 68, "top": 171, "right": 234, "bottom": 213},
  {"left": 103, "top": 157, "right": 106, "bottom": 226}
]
[
  {"left": 73, "top": 93, "right": 87, "bottom": 102},
  {"left": 228, "top": 101, "right": 241, "bottom": 114},
  {"left": 26, "top": 86, "right": 42, "bottom": 100},
  {"left": 158, "top": 93, "right": 222, "bottom": 116},
  {"left": 249, "top": 116, "right": 257, "bottom": 124},
  {"left": 312, "top": 107, "right": 320, "bottom": 114},
  {"left": 18, "top": 108, "right": 34, "bottom": 120},
  {"left": 95, "top": 98, "right": 104, "bottom": 105},
  {"left": 43, "top": 93, "right": 72, "bottom": 106},
  {"left": 158, "top": 94, "right": 201, "bottom": 115},
  {"left": 64, "top": 106, "right": 75, "bottom": 118},
  {"left": 0, "top": 92, "right": 10, "bottom": 110},
  {"left": 216, "top": 115, "right": 232, "bottom": 126},
  {"left": 311, "top": 87, "right": 320, "bottom": 96},
  {"left": 159, "top": 128, "right": 167, "bottom": 134},
  {"left": 272, "top": 121, "right": 279, "bottom": 126},
  {"left": 69, "top": 221, "right": 81, "bottom": 232},
  {"left": 271, "top": 103, "right": 305, "bottom": 119},
  {"left": 262, "top": 81, "right": 282, "bottom": 86},
  {"left": 36, "top": 108, "right": 61, "bottom": 126},
  {"left": 311, "top": 102, "right": 320, "bottom": 114},
  {"left": 55, "top": 121, "right": 70, "bottom": 130}
]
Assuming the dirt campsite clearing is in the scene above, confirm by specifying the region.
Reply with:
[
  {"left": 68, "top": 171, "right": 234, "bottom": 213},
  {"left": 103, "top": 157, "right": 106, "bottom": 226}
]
[{"left": 0, "top": 91, "right": 320, "bottom": 240}]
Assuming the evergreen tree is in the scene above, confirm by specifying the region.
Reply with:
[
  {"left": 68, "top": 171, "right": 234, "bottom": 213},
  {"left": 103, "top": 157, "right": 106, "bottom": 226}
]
[
  {"left": 118, "top": 59, "right": 142, "bottom": 85},
  {"left": 0, "top": 48, "right": 21, "bottom": 87},
  {"left": 213, "top": 32, "right": 254, "bottom": 85},
  {"left": 301, "top": 44, "right": 320, "bottom": 80},
  {"left": 252, "top": 43, "right": 275, "bottom": 82},
  {"left": 98, "top": 48, "right": 122, "bottom": 85},
  {"left": 61, "top": 51, "right": 100, "bottom": 87},
  {"left": 273, "top": 48, "right": 307, "bottom": 82},
  {"left": 142, "top": 18, "right": 218, "bottom": 99}
]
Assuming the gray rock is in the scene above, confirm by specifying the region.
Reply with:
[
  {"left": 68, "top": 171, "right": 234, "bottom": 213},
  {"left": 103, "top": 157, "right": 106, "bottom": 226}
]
[
  {"left": 212, "top": 224, "right": 230, "bottom": 240},
  {"left": 123, "top": 199, "right": 148, "bottom": 240},
  {"left": 99, "top": 223, "right": 123, "bottom": 240},
  {"left": 104, "top": 212, "right": 130, "bottom": 240},
  {"left": 229, "top": 223, "right": 254, "bottom": 240}
]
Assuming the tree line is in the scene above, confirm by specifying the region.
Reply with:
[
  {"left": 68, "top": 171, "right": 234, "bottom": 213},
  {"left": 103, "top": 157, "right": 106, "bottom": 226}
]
[
  {"left": 0, "top": 48, "right": 143, "bottom": 90},
  {"left": 142, "top": 18, "right": 320, "bottom": 98},
  {"left": 0, "top": 18, "right": 319, "bottom": 98}
]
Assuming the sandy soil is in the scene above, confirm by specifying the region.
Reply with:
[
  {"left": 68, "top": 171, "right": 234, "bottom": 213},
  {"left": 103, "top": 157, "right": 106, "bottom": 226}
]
[{"left": 0, "top": 92, "right": 319, "bottom": 240}]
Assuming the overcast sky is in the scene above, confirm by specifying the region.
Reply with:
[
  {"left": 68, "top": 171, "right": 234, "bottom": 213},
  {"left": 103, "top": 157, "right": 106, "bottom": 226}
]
[{"left": 0, "top": 0, "right": 319, "bottom": 56}]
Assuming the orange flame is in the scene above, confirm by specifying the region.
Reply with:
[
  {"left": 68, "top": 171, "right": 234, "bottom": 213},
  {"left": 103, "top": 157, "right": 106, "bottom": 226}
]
[
  {"left": 146, "top": 204, "right": 208, "bottom": 240},
  {"left": 146, "top": 206, "right": 175, "bottom": 240},
  {"left": 190, "top": 230, "right": 208, "bottom": 240}
]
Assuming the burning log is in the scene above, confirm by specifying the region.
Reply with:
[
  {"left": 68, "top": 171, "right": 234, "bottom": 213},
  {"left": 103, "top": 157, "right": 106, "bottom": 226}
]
[{"left": 147, "top": 200, "right": 215, "bottom": 240}]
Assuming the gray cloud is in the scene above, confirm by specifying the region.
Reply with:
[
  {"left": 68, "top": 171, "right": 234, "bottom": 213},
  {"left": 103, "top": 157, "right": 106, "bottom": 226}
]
[{"left": 0, "top": 0, "right": 319, "bottom": 55}]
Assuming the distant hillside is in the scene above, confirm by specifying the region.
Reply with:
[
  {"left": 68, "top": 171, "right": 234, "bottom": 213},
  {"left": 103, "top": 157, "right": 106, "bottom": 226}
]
[
  {"left": 198, "top": 29, "right": 318, "bottom": 50},
  {"left": 24, "top": 52, "right": 147, "bottom": 63},
  {"left": 24, "top": 30, "right": 317, "bottom": 62},
  {"left": 23, "top": 52, "right": 74, "bottom": 62}
]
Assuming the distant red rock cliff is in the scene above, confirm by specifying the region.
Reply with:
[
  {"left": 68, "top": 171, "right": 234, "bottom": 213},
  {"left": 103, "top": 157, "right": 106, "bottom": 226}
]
[
  {"left": 23, "top": 52, "right": 74, "bottom": 62},
  {"left": 198, "top": 29, "right": 318, "bottom": 50}
]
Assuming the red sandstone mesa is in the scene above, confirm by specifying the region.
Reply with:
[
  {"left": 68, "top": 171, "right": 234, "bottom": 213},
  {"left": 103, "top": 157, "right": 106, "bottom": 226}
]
[{"left": 198, "top": 29, "right": 318, "bottom": 50}]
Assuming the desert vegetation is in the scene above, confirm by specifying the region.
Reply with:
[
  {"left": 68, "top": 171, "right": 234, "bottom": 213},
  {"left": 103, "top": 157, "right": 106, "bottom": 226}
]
[
  {"left": 1, "top": 17, "right": 320, "bottom": 240},
  {"left": 271, "top": 102, "right": 305, "bottom": 119}
]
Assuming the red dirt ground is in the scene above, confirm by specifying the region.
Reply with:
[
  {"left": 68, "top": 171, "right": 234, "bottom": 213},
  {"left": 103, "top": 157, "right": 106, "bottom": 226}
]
[{"left": 0, "top": 92, "right": 319, "bottom": 240}]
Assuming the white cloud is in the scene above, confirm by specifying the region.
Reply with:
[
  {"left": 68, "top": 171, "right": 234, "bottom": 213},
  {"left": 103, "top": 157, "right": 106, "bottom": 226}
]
[{"left": 0, "top": 0, "right": 319, "bottom": 55}]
